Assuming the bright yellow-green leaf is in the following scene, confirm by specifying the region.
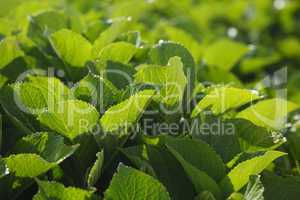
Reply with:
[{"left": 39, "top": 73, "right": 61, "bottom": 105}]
[
  {"left": 0, "top": 37, "right": 23, "bottom": 69},
  {"left": 135, "top": 57, "right": 187, "bottom": 106},
  {"left": 95, "top": 41, "right": 137, "bottom": 72},
  {"left": 92, "top": 17, "right": 131, "bottom": 58},
  {"left": 14, "top": 76, "right": 70, "bottom": 114},
  {"left": 5, "top": 154, "right": 55, "bottom": 178},
  {"left": 100, "top": 90, "right": 155, "bottom": 134},
  {"left": 50, "top": 29, "right": 92, "bottom": 67},
  {"left": 203, "top": 39, "right": 249, "bottom": 71},
  {"left": 161, "top": 25, "right": 204, "bottom": 61},
  {"left": 192, "top": 87, "right": 260, "bottom": 117},
  {"left": 236, "top": 98, "right": 298, "bottom": 130},
  {"left": 38, "top": 100, "right": 99, "bottom": 140},
  {"left": 33, "top": 180, "right": 95, "bottom": 200},
  {"left": 220, "top": 151, "right": 286, "bottom": 196},
  {"left": 104, "top": 164, "right": 171, "bottom": 200}
]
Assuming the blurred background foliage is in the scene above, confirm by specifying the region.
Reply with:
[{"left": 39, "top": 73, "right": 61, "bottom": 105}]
[{"left": 0, "top": 0, "right": 299, "bottom": 102}]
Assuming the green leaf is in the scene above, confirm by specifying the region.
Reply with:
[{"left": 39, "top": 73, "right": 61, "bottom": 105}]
[
  {"left": 92, "top": 17, "right": 131, "bottom": 58},
  {"left": 13, "top": 83, "right": 46, "bottom": 114},
  {"left": 227, "top": 193, "right": 244, "bottom": 200},
  {"left": 104, "top": 164, "right": 171, "bottom": 200},
  {"left": 13, "top": 132, "right": 79, "bottom": 163},
  {"left": 1, "top": 1, "right": 49, "bottom": 34},
  {"left": 28, "top": 10, "right": 68, "bottom": 51},
  {"left": 0, "top": 84, "right": 37, "bottom": 134},
  {"left": 135, "top": 57, "right": 187, "bottom": 106},
  {"left": 87, "top": 151, "right": 104, "bottom": 188},
  {"left": 95, "top": 41, "right": 137, "bottom": 72},
  {"left": 192, "top": 87, "right": 260, "bottom": 117},
  {"left": 33, "top": 180, "right": 95, "bottom": 200},
  {"left": 288, "top": 72, "right": 300, "bottom": 103},
  {"left": 100, "top": 89, "right": 155, "bottom": 134},
  {"left": 161, "top": 25, "right": 204, "bottom": 62},
  {"left": 197, "top": 68, "right": 242, "bottom": 86},
  {"left": 73, "top": 72, "right": 120, "bottom": 111},
  {"left": 28, "top": 76, "right": 71, "bottom": 96},
  {"left": 220, "top": 151, "right": 286, "bottom": 196},
  {"left": 232, "top": 119, "right": 285, "bottom": 153},
  {"left": 195, "top": 191, "right": 216, "bottom": 200},
  {"left": 236, "top": 98, "right": 298, "bottom": 130},
  {"left": 122, "top": 145, "right": 195, "bottom": 200},
  {"left": 190, "top": 116, "right": 241, "bottom": 163},
  {"left": 164, "top": 136, "right": 226, "bottom": 182},
  {"left": 110, "top": 0, "right": 148, "bottom": 20},
  {"left": 50, "top": 29, "right": 92, "bottom": 67},
  {"left": 166, "top": 143, "right": 222, "bottom": 199},
  {"left": 145, "top": 145, "right": 195, "bottom": 200},
  {"left": 106, "top": 61, "right": 136, "bottom": 90},
  {"left": 0, "top": 18, "right": 15, "bottom": 36},
  {"left": 287, "top": 130, "right": 300, "bottom": 161},
  {"left": 14, "top": 76, "right": 70, "bottom": 115},
  {"left": 262, "top": 172, "right": 300, "bottom": 200},
  {"left": 120, "top": 145, "right": 157, "bottom": 176},
  {"left": 240, "top": 53, "right": 281, "bottom": 73},
  {"left": 4, "top": 154, "right": 55, "bottom": 178},
  {"left": 0, "top": 74, "right": 8, "bottom": 89},
  {"left": 3, "top": 132, "right": 78, "bottom": 178},
  {"left": 0, "top": 37, "right": 23, "bottom": 69},
  {"left": 278, "top": 37, "right": 300, "bottom": 59},
  {"left": 203, "top": 39, "right": 249, "bottom": 71},
  {"left": 148, "top": 41, "right": 195, "bottom": 90},
  {"left": 243, "top": 175, "right": 264, "bottom": 200},
  {"left": 116, "top": 31, "right": 140, "bottom": 46},
  {"left": 38, "top": 100, "right": 99, "bottom": 140}
]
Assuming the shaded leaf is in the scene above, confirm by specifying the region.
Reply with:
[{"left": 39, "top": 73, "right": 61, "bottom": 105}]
[
  {"left": 122, "top": 145, "right": 195, "bottom": 200},
  {"left": 87, "top": 151, "right": 104, "bottom": 188},
  {"left": 0, "top": 84, "right": 38, "bottom": 134},
  {"left": 166, "top": 143, "right": 222, "bottom": 199},
  {"left": 232, "top": 119, "right": 285, "bottom": 153},
  {"left": 0, "top": 159, "right": 9, "bottom": 178},
  {"left": 262, "top": 172, "right": 300, "bottom": 200},
  {"left": 164, "top": 136, "right": 226, "bottom": 181},
  {"left": 195, "top": 191, "right": 216, "bottom": 200},
  {"left": 73, "top": 72, "right": 120, "bottom": 112}
]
